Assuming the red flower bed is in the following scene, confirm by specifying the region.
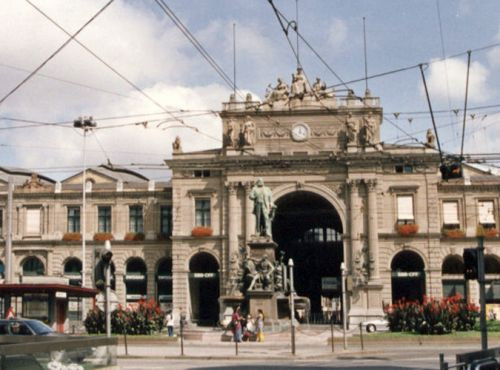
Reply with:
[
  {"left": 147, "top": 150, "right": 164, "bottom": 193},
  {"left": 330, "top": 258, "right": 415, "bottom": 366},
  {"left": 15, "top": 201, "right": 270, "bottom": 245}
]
[
  {"left": 93, "top": 232, "right": 114, "bottom": 241},
  {"left": 484, "top": 228, "right": 498, "bottom": 238},
  {"left": 191, "top": 226, "right": 213, "bottom": 237},
  {"left": 397, "top": 223, "right": 419, "bottom": 236},
  {"left": 62, "top": 232, "right": 82, "bottom": 242}
]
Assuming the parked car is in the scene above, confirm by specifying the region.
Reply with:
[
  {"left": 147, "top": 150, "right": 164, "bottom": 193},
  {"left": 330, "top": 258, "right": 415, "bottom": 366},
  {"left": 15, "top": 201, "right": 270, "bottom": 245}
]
[
  {"left": 0, "top": 318, "right": 56, "bottom": 336},
  {"left": 362, "top": 318, "right": 389, "bottom": 333}
]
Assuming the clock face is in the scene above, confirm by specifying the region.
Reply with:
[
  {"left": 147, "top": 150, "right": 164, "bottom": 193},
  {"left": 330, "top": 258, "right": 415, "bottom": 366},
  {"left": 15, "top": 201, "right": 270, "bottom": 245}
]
[{"left": 291, "top": 123, "right": 310, "bottom": 141}]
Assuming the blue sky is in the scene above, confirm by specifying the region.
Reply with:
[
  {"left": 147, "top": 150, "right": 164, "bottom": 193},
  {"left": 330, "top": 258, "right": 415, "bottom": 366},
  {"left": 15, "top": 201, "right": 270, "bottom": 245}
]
[{"left": 0, "top": 0, "right": 499, "bottom": 180}]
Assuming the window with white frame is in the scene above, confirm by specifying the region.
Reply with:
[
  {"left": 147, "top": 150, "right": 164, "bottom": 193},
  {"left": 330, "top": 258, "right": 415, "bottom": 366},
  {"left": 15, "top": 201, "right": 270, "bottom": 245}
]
[
  {"left": 129, "top": 205, "right": 143, "bottom": 233},
  {"left": 442, "top": 201, "right": 460, "bottom": 228},
  {"left": 195, "top": 199, "right": 211, "bottom": 227},
  {"left": 26, "top": 208, "right": 41, "bottom": 235},
  {"left": 397, "top": 195, "right": 414, "bottom": 223},
  {"left": 98, "top": 206, "right": 112, "bottom": 233},
  {"left": 478, "top": 200, "right": 495, "bottom": 228}
]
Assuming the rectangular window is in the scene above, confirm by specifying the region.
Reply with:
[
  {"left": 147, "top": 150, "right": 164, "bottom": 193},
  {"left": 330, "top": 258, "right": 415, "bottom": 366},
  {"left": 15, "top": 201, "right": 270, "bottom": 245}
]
[
  {"left": 160, "top": 206, "right": 172, "bottom": 236},
  {"left": 442, "top": 201, "right": 459, "bottom": 227},
  {"left": 67, "top": 207, "right": 80, "bottom": 233},
  {"left": 129, "top": 205, "right": 144, "bottom": 233},
  {"left": 26, "top": 208, "right": 41, "bottom": 234},
  {"left": 478, "top": 200, "right": 495, "bottom": 227},
  {"left": 397, "top": 195, "right": 414, "bottom": 222},
  {"left": 486, "top": 281, "right": 500, "bottom": 303},
  {"left": 195, "top": 199, "right": 211, "bottom": 227},
  {"left": 442, "top": 280, "right": 466, "bottom": 299},
  {"left": 98, "top": 206, "right": 112, "bottom": 233},
  {"left": 0, "top": 209, "right": 3, "bottom": 237}
]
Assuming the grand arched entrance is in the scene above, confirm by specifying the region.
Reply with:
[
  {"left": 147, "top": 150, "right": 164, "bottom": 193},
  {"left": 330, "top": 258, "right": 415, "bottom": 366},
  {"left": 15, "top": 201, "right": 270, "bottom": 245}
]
[
  {"left": 391, "top": 250, "right": 426, "bottom": 302},
  {"left": 189, "top": 252, "right": 219, "bottom": 326},
  {"left": 273, "top": 191, "right": 343, "bottom": 322}
]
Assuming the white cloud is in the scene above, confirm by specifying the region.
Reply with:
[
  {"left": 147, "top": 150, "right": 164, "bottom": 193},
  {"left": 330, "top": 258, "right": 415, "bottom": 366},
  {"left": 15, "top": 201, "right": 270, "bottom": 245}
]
[
  {"left": 487, "top": 26, "right": 500, "bottom": 69},
  {"left": 422, "top": 58, "right": 490, "bottom": 104},
  {"left": 326, "top": 19, "right": 347, "bottom": 50}
]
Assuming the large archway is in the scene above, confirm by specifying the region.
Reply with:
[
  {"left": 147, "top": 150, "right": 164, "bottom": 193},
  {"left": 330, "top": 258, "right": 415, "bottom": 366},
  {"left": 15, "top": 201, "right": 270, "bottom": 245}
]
[
  {"left": 391, "top": 250, "right": 426, "bottom": 302},
  {"left": 189, "top": 252, "right": 219, "bottom": 326},
  {"left": 273, "top": 191, "right": 343, "bottom": 321}
]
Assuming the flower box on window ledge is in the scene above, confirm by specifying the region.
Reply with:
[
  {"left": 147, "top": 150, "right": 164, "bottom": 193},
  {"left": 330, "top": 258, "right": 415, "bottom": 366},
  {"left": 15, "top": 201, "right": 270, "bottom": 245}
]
[
  {"left": 443, "top": 228, "right": 465, "bottom": 239},
  {"left": 93, "top": 232, "right": 114, "bottom": 241},
  {"left": 191, "top": 226, "right": 213, "bottom": 237},
  {"left": 124, "top": 232, "right": 145, "bottom": 241},
  {"left": 157, "top": 233, "right": 171, "bottom": 241},
  {"left": 396, "top": 223, "right": 419, "bottom": 236},
  {"left": 62, "top": 232, "right": 82, "bottom": 242},
  {"left": 484, "top": 228, "right": 498, "bottom": 238}
]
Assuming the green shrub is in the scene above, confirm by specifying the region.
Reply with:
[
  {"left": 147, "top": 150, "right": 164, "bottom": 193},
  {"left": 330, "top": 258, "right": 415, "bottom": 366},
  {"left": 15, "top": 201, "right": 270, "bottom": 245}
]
[
  {"left": 85, "top": 298, "right": 166, "bottom": 335},
  {"left": 385, "top": 294, "right": 478, "bottom": 334}
]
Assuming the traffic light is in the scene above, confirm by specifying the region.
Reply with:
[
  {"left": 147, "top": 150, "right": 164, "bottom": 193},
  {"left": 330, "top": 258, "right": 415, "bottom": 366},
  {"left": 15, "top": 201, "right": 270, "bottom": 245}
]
[
  {"left": 463, "top": 248, "right": 478, "bottom": 280},
  {"left": 94, "top": 241, "right": 116, "bottom": 291}
]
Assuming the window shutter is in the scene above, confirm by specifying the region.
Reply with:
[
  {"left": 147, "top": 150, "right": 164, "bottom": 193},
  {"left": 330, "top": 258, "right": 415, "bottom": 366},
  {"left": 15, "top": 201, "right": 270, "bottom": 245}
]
[
  {"left": 478, "top": 201, "right": 495, "bottom": 224},
  {"left": 443, "top": 201, "right": 459, "bottom": 225},
  {"left": 397, "top": 195, "right": 414, "bottom": 220},
  {"left": 26, "top": 208, "right": 41, "bottom": 234}
]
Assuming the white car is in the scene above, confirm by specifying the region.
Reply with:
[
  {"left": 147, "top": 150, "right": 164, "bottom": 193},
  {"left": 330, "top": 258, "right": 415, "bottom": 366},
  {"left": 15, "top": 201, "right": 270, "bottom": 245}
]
[{"left": 362, "top": 319, "right": 389, "bottom": 333}]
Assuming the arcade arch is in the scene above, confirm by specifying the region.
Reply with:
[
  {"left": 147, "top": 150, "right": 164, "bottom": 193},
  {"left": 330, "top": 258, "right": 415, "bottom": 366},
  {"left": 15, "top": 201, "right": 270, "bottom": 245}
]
[
  {"left": 189, "top": 252, "right": 219, "bottom": 326},
  {"left": 272, "top": 190, "right": 343, "bottom": 320},
  {"left": 22, "top": 256, "right": 44, "bottom": 276},
  {"left": 391, "top": 250, "right": 426, "bottom": 302},
  {"left": 125, "top": 258, "right": 147, "bottom": 304},
  {"left": 441, "top": 255, "right": 466, "bottom": 299},
  {"left": 156, "top": 258, "right": 173, "bottom": 311}
]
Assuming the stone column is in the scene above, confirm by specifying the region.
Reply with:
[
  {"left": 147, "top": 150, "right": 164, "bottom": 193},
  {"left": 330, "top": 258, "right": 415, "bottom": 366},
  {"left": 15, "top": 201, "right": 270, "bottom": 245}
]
[
  {"left": 366, "top": 179, "right": 380, "bottom": 281},
  {"left": 348, "top": 179, "right": 362, "bottom": 273},
  {"left": 245, "top": 182, "right": 255, "bottom": 243},
  {"left": 227, "top": 183, "right": 238, "bottom": 280}
]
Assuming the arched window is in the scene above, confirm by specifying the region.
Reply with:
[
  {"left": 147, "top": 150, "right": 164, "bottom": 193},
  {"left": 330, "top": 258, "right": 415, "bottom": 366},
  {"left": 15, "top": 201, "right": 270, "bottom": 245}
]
[
  {"left": 22, "top": 257, "right": 44, "bottom": 276},
  {"left": 125, "top": 258, "right": 147, "bottom": 303},
  {"left": 0, "top": 261, "right": 4, "bottom": 279},
  {"left": 189, "top": 252, "right": 219, "bottom": 325},
  {"left": 64, "top": 258, "right": 82, "bottom": 286},
  {"left": 391, "top": 250, "right": 425, "bottom": 302},
  {"left": 484, "top": 255, "right": 500, "bottom": 304}
]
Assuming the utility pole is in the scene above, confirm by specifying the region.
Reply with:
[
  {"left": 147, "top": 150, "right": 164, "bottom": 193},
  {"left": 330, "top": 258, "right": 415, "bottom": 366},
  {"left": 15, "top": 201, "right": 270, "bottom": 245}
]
[
  {"left": 5, "top": 177, "right": 13, "bottom": 285},
  {"left": 288, "top": 258, "right": 296, "bottom": 355}
]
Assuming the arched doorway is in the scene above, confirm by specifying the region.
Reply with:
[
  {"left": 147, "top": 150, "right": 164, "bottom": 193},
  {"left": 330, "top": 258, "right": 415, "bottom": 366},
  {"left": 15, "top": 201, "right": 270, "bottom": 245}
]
[
  {"left": 156, "top": 258, "right": 172, "bottom": 312},
  {"left": 189, "top": 252, "right": 219, "bottom": 326},
  {"left": 391, "top": 250, "right": 425, "bottom": 302},
  {"left": 273, "top": 191, "right": 343, "bottom": 322},
  {"left": 22, "top": 256, "right": 44, "bottom": 276},
  {"left": 125, "top": 258, "right": 147, "bottom": 304},
  {"left": 441, "top": 255, "right": 466, "bottom": 299},
  {"left": 485, "top": 254, "right": 500, "bottom": 304}
]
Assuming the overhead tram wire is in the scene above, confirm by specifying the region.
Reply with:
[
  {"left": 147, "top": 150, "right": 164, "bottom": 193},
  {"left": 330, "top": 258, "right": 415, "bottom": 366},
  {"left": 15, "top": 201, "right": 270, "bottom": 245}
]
[
  {"left": 154, "top": 0, "right": 243, "bottom": 100},
  {"left": 24, "top": 0, "right": 219, "bottom": 144},
  {"left": 0, "top": 0, "right": 115, "bottom": 106},
  {"left": 460, "top": 51, "right": 472, "bottom": 161},
  {"left": 328, "top": 40, "right": 500, "bottom": 90}
]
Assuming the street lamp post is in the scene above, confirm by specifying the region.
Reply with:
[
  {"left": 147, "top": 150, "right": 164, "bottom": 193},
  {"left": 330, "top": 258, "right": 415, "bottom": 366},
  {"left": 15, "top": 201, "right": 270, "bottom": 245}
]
[
  {"left": 73, "top": 116, "right": 96, "bottom": 289},
  {"left": 288, "top": 258, "right": 296, "bottom": 355},
  {"left": 341, "top": 262, "right": 348, "bottom": 350}
]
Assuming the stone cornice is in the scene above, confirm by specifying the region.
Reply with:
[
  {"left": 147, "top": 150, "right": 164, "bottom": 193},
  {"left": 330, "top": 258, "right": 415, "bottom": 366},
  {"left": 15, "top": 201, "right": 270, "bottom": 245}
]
[
  {"left": 438, "top": 184, "right": 500, "bottom": 192},
  {"left": 0, "top": 240, "right": 171, "bottom": 247},
  {"left": 0, "top": 189, "right": 171, "bottom": 201},
  {"left": 219, "top": 106, "right": 383, "bottom": 119}
]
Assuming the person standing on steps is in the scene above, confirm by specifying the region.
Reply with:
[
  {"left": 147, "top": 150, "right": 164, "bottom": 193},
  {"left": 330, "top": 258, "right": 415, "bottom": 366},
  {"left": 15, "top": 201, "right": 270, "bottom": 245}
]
[{"left": 256, "top": 309, "right": 265, "bottom": 342}]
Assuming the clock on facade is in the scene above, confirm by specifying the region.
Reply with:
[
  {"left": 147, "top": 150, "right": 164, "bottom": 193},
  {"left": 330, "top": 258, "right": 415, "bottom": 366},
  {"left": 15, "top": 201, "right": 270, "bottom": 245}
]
[{"left": 291, "top": 123, "right": 310, "bottom": 142}]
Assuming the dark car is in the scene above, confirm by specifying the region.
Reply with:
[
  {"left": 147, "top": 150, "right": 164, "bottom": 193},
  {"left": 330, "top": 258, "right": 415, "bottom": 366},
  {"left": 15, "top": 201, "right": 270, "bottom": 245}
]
[{"left": 0, "top": 318, "right": 55, "bottom": 336}]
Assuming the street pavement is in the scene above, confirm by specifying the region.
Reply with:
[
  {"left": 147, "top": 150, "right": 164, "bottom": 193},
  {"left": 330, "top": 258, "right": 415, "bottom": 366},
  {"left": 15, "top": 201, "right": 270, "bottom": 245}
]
[{"left": 114, "top": 326, "right": 498, "bottom": 369}]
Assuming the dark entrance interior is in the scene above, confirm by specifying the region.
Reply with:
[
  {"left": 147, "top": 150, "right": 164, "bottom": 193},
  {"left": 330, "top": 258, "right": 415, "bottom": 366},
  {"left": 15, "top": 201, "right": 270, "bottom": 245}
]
[
  {"left": 273, "top": 191, "right": 343, "bottom": 320},
  {"left": 189, "top": 252, "right": 219, "bottom": 326},
  {"left": 391, "top": 250, "right": 426, "bottom": 302}
]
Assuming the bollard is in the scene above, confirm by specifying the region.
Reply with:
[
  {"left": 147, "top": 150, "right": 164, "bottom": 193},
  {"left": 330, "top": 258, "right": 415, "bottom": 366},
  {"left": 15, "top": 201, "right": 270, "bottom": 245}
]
[
  {"left": 235, "top": 336, "right": 238, "bottom": 356},
  {"left": 180, "top": 314, "right": 185, "bottom": 356},
  {"left": 123, "top": 326, "right": 128, "bottom": 356},
  {"left": 438, "top": 353, "right": 449, "bottom": 370},
  {"left": 359, "top": 322, "right": 364, "bottom": 351},
  {"left": 330, "top": 318, "right": 335, "bottom": 353}
]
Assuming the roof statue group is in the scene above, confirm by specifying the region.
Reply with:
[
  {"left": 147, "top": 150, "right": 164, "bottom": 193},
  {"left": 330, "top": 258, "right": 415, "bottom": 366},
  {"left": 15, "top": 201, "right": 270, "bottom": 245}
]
[{"left": 263, "top": 67, "right": 333, "bottom": 107}]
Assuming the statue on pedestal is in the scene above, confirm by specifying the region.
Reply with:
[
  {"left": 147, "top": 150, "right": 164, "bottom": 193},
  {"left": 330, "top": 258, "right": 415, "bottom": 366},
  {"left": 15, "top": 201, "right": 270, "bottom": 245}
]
[{"left": 249, "top": 178, "right": 276, "bottom": 238}]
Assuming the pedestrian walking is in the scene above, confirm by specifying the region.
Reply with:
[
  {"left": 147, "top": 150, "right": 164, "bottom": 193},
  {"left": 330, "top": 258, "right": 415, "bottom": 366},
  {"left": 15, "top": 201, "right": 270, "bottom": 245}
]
[
  {"left": 166, "top": 312, "right": 174, "bottom": 337},
  {"left": 256, "top": 309, "right": 265, "bottom": 342},
  {"left": 231, "top": 306, "right": 242, "bottom": 342}
]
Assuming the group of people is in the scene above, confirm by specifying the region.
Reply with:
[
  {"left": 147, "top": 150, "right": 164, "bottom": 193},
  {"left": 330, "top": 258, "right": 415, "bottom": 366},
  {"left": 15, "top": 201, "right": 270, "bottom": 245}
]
[{"left": 230, "top": 306, "right": 265, "bottom": 343}]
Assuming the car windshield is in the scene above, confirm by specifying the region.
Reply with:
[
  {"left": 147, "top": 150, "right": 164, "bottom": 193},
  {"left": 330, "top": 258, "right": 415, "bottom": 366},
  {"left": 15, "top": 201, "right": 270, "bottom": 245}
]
[{"left": 27, "top": 320, "right": 53, "bottom": 335}]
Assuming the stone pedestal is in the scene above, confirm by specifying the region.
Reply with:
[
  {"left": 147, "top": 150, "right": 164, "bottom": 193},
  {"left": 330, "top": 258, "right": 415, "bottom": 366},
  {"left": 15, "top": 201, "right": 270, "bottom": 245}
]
[
  {"left": 247, "top": 290, "right": 278, "bottom": 320},
  {"left": 348, "top": 281, "right": 384, "bottom": 325},
  {"left": 218, "top": 295, "right": 244, "bottom": 324},
  {"left": 247, "top": 237, "right": 278, "bottom": 262}
]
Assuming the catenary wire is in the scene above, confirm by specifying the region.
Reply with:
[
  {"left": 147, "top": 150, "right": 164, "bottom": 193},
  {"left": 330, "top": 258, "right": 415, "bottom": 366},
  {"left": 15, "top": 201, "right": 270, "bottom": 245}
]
[{"left": 0, "top": 0, "right": 115, "bottom": 106}]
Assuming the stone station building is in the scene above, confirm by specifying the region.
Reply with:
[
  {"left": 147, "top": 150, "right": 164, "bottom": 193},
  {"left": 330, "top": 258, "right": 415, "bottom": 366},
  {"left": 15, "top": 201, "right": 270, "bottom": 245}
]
[{"left": 1, "top": 71, "right": 500, "bottom": 329}]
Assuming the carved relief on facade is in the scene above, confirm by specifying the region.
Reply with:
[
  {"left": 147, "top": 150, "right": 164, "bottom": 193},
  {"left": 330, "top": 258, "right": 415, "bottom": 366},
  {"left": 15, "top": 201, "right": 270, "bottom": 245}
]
[
  {"left": 259, "top": 126, "right": 339, "bottom": 140},
  {"left": 353, "top": 245, "right": 369, "bottom": 287}
]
